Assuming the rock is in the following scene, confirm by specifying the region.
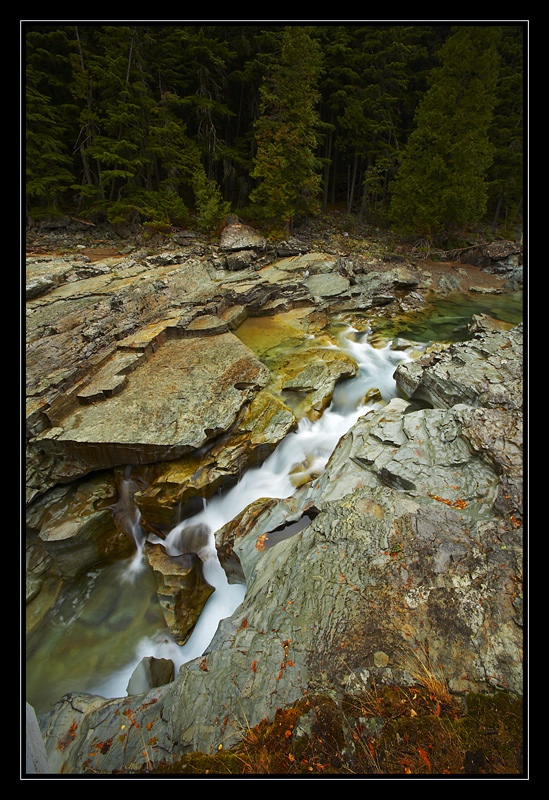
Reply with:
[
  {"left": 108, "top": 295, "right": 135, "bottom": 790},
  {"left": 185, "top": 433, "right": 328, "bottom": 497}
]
[
  {"left": 36, "top": 322, "right": 523, "bottom": 775},
  {"left": 394, "top": 322, "right": 522, "bottom": 411},
  {"left": 25, "top": 244, "right": 437, "bottom": 503},
  {"left": 278, "top": 348, "right": 358, "bottom": 420},
  {"left": 219, "top": 218, "right": 266, "bottom": 253},
  {"left": 225, "top": 250, "right": 257, "bottom": 271},
  {"left": 474, "top": 240, "right": 522, "bottom": 270},
  {"left": 126, "top": 656, "right": 175, "bottom": 696},
  {"left": 134, "top": 389, "right": 297, "bottom": 527},
  {"left": 183, "top": 314, "right": 230, "bottom": 336},
  {"left": 168, "top": 524, "right": 211, "bottom": 559},
  {"left": 468, "top": 312, "right": 513, "bottom": 334},
  {"left": 144, "top": 542, "right": 215, "bottom": 645},
  {"left": 305, "top": 271, "right": 350, "bottom": 299},
  {"left": 27, "top": 230, "right": 522, "bottom": 773},
  {"left": 26, "top": 702, "right": 50, "bottom": 774},
  {"left": 30, "top": 332, "right": 271, "bottom": 480},
  {"left": 26, "top": 474, "right": 132, "bottom": 581}
]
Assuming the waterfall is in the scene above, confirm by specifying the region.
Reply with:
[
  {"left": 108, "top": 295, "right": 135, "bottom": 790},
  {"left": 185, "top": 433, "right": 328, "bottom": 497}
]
[
  {"left": 26, "top": 297, "right": 524, "bottom": 713},
  {"left": 112, "top": 466, "right": 147, "bottom": 578},
  {"left": 67, "top": 325, "right": 414, "bottom": 701},
  {"left": 124, "top": 325, "right": 413, "bottom": 677}
]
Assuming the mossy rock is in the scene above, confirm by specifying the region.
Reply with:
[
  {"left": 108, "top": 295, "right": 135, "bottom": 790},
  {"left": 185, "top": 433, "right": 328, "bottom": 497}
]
[{"left": 369, "top": 690, "right": 523, "bottom": 775}]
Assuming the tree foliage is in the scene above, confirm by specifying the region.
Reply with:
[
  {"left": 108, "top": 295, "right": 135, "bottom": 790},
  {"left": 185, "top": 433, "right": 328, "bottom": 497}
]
[
  {"left": 388, "top": 26, "right": 501, "bottom": 236},
  {"left": 249, "top": 26, "right": 323, "bottom": 232},
  {"left": 24, "top": 23, "right": 524, "bottom": 236}
]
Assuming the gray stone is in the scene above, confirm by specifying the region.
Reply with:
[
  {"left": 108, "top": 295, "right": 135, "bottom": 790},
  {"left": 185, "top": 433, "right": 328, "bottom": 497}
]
[
  {"left": 31, "top": 333, "right": 270, "bottom": 477},
  {"left": 220, "top": 219, "right": 266, "bottom": 252},
  {"left": 26, "top": 703, "right": 50, "bottom": 774},
  {"left": 305, "top": 272, "right": 350, "bottom": 298},
  {"left": 394, "top": 323, "right": 523, "bottom": 410},
  {"left": 126, "top": 656, "right": 175, "bottom": 696}
]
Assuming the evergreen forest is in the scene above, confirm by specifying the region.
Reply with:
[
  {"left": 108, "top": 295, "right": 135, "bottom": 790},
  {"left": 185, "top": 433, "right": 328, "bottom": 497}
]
[{"left": 24, "top": 22, "right": 525, "bottom": 241}]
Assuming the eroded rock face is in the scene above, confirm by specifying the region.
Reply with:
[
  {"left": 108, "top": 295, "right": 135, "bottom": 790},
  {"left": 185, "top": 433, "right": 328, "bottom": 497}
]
[
  {"left": 25, "top": 473, "right": 133, "bottom": 583},
  {"left": 37, "top": 322, "right": 523, "bottom": 774},
  {"left": 393, "top": 322, "right": 523, "bottom": 411},
  {"left": 144, "top": 542, "right": 215, "bottom": 646},
  {"left": 29, "top": 332, "right": 271, "bottom": 486},
  {"left": 134, "top": 389, "right": 297, "bottom": 528}
]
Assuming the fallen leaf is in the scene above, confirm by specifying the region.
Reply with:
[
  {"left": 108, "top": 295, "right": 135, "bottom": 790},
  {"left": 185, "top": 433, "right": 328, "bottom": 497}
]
[{"left": 417, "top": 745, "right": 431, "bottom": 771}]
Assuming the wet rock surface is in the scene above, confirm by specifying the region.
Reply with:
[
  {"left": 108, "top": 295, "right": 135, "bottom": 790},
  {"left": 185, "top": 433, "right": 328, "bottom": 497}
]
[
  {"left": 31, "top": 332, "right": 271, "bottom": 476},
  {"left": 35, "top": 321, "right": 523, "bottom": 774},
  {"left": 144, "top": 542, "right": 215, "bottom": 646},
  {"left": 25, "top": 219, "right": 523, "bottom": 774}
]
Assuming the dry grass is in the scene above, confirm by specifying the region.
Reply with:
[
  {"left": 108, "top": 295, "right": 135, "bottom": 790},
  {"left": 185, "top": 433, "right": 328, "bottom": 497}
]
[{"left": 402, "top": 646, "right": 455, "bottom": 708}]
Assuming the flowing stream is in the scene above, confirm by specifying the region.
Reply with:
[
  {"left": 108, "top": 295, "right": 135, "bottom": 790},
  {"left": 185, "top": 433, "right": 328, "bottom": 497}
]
[
  {"left": 87, "top": 320, "right": 414, "bottom": 701},
  {"left": 25, "top": 292, "right": 523, "bottom": 714}
]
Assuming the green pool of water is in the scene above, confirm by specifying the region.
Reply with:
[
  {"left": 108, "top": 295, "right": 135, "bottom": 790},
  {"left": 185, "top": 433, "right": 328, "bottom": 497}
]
[{"left": 367, "top": 290, "right": 523, "bottom": 344}]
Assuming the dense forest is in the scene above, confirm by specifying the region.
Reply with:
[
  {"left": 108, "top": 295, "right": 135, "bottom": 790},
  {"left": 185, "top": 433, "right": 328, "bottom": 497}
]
[{"left": 24, "top": 23, "right": 524, "bottom": 240}]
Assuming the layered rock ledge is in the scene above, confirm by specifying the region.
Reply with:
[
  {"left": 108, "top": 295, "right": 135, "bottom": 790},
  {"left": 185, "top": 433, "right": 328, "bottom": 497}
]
[
  {"left": 35, "top": 319, "right": 523, "bottom": 774},
  {"left": 26, "top": 221, "right": 523, "bottom": 773}
]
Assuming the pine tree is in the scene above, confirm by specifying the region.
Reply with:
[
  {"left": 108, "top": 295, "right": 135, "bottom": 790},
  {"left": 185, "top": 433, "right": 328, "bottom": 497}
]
[
  {"left": 486, "top": 25, "right": 524, "bottom": 229},
  {"left": 83, "top": 26, "right": 154, "bottom": 223},
  {"left": 249, "top": 25, "right": 323, "bottom": 233},
  {"left": 336, "top": 25, "right": 426, "bottom": 218},
  {"left": 26, "top": 66, "right": 75, "bottom": 216},
  {"left": 388, "top": 25, "right": 500, "bottom": 237},
  {"left": 25, "top": 27, "right": 78, "bottom": 216}
]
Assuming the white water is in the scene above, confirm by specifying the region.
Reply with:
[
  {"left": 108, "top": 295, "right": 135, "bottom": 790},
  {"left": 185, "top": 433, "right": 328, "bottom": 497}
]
[{"left": 91, "top": 325, "right": 413, "bottom": 698}]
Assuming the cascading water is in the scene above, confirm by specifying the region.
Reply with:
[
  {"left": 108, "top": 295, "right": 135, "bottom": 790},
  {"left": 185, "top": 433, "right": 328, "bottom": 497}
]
[
  {"left": 112, "top": 466, "right": 147, "bottom": 578},
  {"left": 95, "top": 323, "right": 414, "bottom": 692},
  {"left": 26, "top": 296, "right": 523, "bottom": 714}
]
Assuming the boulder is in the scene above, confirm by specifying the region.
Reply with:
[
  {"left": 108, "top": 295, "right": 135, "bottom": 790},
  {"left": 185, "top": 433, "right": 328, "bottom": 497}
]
[
  {"left": 144, "top": 542, "right": 215, "bottom": 645},
  {"left": 277, "top": 347, "right": 358, "bottom": 420},
  {"left": 126, "top": 656, "right": 175, "bottom": 696},
  {"left": 219, "top": 218, "right": 266, "bottom": 254}
]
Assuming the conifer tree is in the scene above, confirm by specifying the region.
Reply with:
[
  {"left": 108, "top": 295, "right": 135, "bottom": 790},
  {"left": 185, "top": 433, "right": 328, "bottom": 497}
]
[
  {"left": 388, "top": 25, "right": 500, "bottom": 237},
  {"left": 26, "top": 66, "right": 75, "bottom": 215},
  {"left": 25, "top": 27, "right": 77, "bottom": 216},
  {"left": 83, "top": 25, "right": 154, "bottom": 223},
  {"left": 25, "top": 24, "right": 522, "bottom": 232},
  {"left": 249, "top": 26, "right": 323, "bottom": 233},
  {"left": 486, "top": 25, "right": 524, "bottom": 229}
]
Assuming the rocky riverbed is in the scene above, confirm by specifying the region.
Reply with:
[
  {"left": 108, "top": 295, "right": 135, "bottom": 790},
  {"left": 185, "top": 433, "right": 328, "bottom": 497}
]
[{"left": 25, "top": 216, "right": 524, "bottom": 774}]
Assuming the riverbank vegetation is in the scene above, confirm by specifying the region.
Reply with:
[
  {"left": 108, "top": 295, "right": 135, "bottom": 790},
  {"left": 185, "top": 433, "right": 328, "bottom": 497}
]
[
  {"left": 25, "top": 23, "right": 524, "bottom": 242},
  {"left": 113, "top": 686, "right": 523, "bottom": 776}
]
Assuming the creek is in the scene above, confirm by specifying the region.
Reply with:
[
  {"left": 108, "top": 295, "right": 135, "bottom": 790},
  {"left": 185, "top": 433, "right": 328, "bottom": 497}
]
[{"left": 25, "top": 290, "right": 523, "bottom": 716}]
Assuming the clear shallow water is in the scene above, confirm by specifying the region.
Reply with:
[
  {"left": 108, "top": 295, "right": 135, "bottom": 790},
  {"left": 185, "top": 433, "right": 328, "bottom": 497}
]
[
  {"left": 367, "top": 290, "right": 523, "bottom": 344},
  {"left": 25, "top": 292, "right": 523, "bottom": 714}
]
